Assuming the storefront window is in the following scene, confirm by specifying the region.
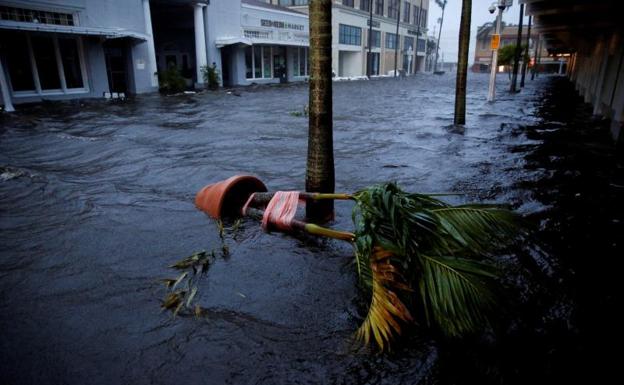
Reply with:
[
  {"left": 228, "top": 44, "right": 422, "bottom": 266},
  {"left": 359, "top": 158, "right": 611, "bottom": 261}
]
[
  {"left": 59, "top": 38, "right": 84, "bottom": 89},
  {"left": 245, "top": 46, "right": 279, "bottom": 80},
  {"left": 31, "top": 35, "right": 61, "bottom": 90},
  {"left": 4, "top": 32, "right": 35, "bottom": 91},
  {"left": 293, "top": 47, "right": 308, "bottom": 77},
  {"left": 254, "top": 46, "right": 262, "bottom": 78},
  {"left": 263, "top": 46, "right": 272, "bottom": 78},
  {"left": 4, "top": 31, "right": 87, "bottom": 95}
]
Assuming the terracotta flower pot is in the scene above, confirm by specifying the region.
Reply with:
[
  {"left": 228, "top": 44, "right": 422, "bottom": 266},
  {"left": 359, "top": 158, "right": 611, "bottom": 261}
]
[{"left": 195, "top": 175, "right": 267, "bottom": 219}]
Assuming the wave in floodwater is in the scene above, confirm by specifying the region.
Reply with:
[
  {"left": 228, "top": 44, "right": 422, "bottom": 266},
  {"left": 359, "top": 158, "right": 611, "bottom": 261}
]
[{"left": 1, "top": 74, "right": 622, "bottom": 385}]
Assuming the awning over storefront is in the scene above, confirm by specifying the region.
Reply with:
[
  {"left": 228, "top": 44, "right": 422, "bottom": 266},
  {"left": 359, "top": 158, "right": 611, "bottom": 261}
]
[
  {"left": 0, "top": 20, "right": 148, "bottom": 40},
  {"left": 214, "top": 37, "right": 252, "bottom": 48},
  {"left": 215, "top": 36, "right": 308, "bottom": 48}
]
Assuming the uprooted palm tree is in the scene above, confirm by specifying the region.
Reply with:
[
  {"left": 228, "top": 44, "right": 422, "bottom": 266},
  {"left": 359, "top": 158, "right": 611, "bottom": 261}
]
[
  {"left": 351, "top": 183, "right": 520, "bottom": 350},
  {"left": 187, "top": 178, "right": 523, "bottom": 351}
]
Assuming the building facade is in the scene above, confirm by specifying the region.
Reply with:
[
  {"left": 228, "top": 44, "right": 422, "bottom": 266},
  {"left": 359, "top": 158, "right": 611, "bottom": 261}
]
[
  {"left": 472, "top": 22, "right": 566, "bottom": 74},
  {"left": 269, "top": 0, "right": 429, "bottom": 77},
  {"left": 0, "top": 0, "right": 161, "bottom": 108},
  {"left": 0, "top": 0, "right": 309, "bottom": 110}
]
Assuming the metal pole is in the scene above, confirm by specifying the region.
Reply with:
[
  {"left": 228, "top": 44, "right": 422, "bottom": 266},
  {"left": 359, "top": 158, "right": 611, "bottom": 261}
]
[
  {"left": 520, "top": 15, "right": 531, "bottom": 87},
  {"left": 531, "top": 33, "right": 540, "bottom": 80},
  {"left": 510, "top": 3, "right": 524, "bottom": 92},
  {"left": 367, "top": 0, "right": 373, "bottom": 78},
  {"left": 487, "top": 7, "right": 503, "bottom": 102},
  {"left": 394, "top": 1, "right": 401, "bottom": 78}
]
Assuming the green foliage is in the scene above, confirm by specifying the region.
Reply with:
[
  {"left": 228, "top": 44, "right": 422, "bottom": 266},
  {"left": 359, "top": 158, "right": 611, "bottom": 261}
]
[
  {"left": 160, "top": 219, "right": 241, "bottom": 317},
  {"left": 201, "top": 64, "right": 220, "bottom": 90},
  {"left": 352, "top": 183, "right": 521, "bottom": 350},
  {"left": 158, "top": 67, "right": 187, "bottom": 94},
  {"left": 289, "top": 105, "right": 309, "bottom": 117},
  {"left": 497, "top": 44, "right": 529, "bottom": 67}
]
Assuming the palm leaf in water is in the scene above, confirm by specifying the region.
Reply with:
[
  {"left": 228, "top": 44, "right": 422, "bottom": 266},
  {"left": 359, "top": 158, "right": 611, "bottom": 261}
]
[
  {"left": 355, "top": 247, "right": 412, "bottom": 351},
  {"left": 352, "top": 183, "right": 522, "bottom": 350}
]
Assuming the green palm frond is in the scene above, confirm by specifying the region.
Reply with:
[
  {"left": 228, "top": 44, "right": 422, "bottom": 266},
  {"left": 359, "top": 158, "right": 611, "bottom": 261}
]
[
  {"left": 351, "top": 182, "right": 521, "bottom": 349},
  {"left": 431, "top": 206, "right": 520, "bottom": 255},
  {"left": 420, "top": 255, "right": 497, "bottom": 336}
]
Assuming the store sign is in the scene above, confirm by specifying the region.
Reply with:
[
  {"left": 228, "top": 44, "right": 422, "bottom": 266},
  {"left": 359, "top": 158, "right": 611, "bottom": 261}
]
[
  {"left": 366, "top": 19, "right": 380, "bottom": 28},
  {"left": 407, "top": 29, "right": 421, "bottom": 36},
  {"left": 260, "top": 19, "right": 304, "bottom": 31}
]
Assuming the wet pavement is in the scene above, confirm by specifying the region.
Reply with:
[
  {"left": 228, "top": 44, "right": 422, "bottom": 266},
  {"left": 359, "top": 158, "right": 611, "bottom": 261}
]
[{"left": 1, "top": 74, "right": 622, "bottom": 384}]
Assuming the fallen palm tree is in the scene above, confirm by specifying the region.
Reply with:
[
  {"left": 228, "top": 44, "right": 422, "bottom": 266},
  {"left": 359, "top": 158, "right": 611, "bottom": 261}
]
[{"left": 193, "top": 175, "right": 521, "bottom": 350}]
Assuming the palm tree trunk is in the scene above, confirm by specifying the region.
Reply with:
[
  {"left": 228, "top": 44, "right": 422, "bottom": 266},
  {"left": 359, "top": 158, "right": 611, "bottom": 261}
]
[
  {"left": 453, "top": 0, "right": 471, "bottom": 125},
  {"left": 306, "top": 0, "right": 335, "bottom": 222}
]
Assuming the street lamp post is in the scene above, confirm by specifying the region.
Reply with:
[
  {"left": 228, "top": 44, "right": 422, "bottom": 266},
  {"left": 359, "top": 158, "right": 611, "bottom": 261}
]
[{"left": 487, "top": 0, "right": 512, "bottom": 102}]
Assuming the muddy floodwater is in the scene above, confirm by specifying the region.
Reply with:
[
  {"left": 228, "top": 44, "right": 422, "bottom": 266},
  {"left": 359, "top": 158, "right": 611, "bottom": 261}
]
[{"left": 1, "top": 74, "right": 622, "bottom": 384}]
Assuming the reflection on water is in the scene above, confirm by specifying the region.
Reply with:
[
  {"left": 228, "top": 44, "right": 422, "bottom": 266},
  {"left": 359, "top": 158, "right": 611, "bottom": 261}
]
[{"left": 1, "top": 74, "right": 621, "bottom": 384}]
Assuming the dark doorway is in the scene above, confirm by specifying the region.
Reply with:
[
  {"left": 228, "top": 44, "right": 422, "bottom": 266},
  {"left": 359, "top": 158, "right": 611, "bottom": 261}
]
[
  {"left": 221, "top": 46, "right": 232, "bottom": 87},
  {"left": 103, "top": 40, "right": 129, "bottom": 93},
  {"left": 273, "top": 46, "right": 287, "bottom": 82}
]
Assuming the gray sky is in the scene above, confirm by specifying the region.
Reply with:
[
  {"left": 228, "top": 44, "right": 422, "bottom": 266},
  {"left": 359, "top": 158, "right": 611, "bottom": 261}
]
[{"left": 427, "top": 0, "right": 530, "bottom": 64}]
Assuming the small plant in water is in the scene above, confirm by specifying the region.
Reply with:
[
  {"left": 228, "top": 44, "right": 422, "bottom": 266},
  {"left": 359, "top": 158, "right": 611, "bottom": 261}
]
[
  {"left": 289, "top": 104, "right": 309, "bottom": 117},
  {"left": 160, "top": 219, "right": 242, "bottom": 316},
  {"left": 160, "top": 250, "right": 214, "bottom": 317}
]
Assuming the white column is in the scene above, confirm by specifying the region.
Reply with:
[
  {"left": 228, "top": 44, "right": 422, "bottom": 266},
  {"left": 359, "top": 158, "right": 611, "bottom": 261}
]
[
  {"left": 0, "top": 59, "right": 15, "bottom": 112},
  {"left": 194, "top": 3, "right": 208, "bottom": 86},
  {"left": 142, "top": 0, "right": 159, "bottom": 88}
]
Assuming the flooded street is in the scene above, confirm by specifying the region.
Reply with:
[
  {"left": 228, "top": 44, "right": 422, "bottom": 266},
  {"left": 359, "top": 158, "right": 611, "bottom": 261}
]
[{"left": 1, "top": 74, "right": 622, "bottom": 384}]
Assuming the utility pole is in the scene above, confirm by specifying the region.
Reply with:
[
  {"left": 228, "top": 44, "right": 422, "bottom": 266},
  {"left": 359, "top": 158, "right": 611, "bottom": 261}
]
[
  {"left": 487, "top": 0, "right": 507, "bottom": 102},
  {"left": 367, "top": 0, "right": 373, "bottom": 78},
  {"left": 394, "top": 1, "right": 401, "bottom": 78},
  {"left": 520, "top": 15, "right": 531, "bottom": 87},
  {"left": 510, "top": 2, "right": 524, "bottom": 92}
]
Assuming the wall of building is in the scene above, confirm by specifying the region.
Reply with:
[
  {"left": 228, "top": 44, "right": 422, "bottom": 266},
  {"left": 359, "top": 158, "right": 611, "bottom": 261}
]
[
  {"left": 206, "top": 0, "right": 242, "bottom": 80},
  {"left": 568, "top": 32, "right": 624, "bottom": 143}
]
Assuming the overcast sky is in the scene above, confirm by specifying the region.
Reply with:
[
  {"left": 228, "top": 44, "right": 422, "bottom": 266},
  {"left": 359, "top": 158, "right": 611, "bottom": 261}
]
[{"left": 427, "top": 0, "right": 530, "bottom": 64}]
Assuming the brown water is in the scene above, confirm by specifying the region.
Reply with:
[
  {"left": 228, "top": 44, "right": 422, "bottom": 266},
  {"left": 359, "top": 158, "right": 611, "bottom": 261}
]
[{"left": 1, "top": 74, "right": 622, "bottom": 384}]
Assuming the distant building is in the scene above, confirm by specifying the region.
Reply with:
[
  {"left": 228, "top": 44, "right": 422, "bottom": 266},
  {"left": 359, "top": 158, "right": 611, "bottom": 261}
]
[
  {"left": 472, "top": 22, "right": 566, "bottom": 74},
  {"left": 266, "top": 0, "right": 429, "bottom": 77}
]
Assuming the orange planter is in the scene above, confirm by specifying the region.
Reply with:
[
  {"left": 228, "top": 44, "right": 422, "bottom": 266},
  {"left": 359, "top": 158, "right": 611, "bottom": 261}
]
[{"left": 195, "top": 175, "right": 267, "bottom": 219}]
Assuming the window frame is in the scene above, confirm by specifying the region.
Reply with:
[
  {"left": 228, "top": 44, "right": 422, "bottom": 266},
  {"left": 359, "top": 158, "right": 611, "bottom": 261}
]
[
  {"left": 7, "top": 32, "right": 89, "bottom": 98},
  {"left": 388, "top": 0, "right": 399, "bottom": 19},
  {"left": 374, "top": 0, "right": 384, "bottom": 16},
  {"left": 403, "top": 2, "right": 410, "bottom": 23},
  {"left": 385, "top": 32, "right": 398, "bottom": 49},
  {"left": 339, "top": 24, "right": 362, "bottom": 46},
  {"left": 245, "top": 45, "right": 276, "bottom": 80}
]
